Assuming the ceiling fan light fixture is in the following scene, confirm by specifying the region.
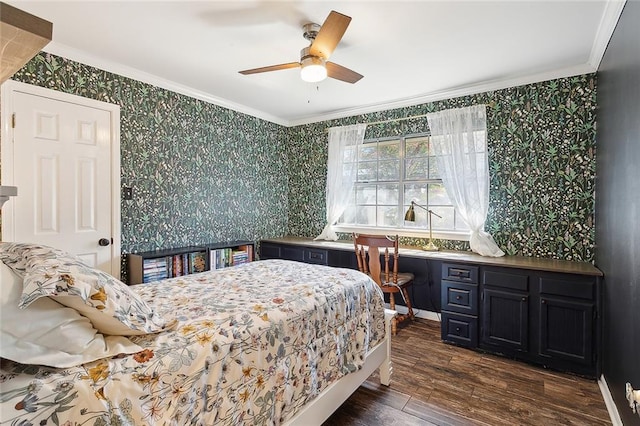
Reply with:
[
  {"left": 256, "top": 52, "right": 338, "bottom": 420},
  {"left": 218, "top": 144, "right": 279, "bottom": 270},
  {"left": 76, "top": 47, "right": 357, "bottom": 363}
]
[{"left": 300, "top": 55, "right": 327, "bottom": 82}]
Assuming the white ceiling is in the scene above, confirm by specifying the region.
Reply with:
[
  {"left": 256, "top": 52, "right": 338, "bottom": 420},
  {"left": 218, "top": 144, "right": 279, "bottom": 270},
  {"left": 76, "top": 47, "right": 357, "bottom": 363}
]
[{"left": 6, "top": 1, "right": 625, "bottom": 127}]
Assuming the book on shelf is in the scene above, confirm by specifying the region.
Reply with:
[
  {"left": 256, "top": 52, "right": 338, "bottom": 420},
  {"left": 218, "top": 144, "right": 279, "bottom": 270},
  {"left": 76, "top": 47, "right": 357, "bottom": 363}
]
[
  {"left": 190, "top": 251, "right": 207, "bottom": 273},
  {"left": 209, "top": 244, "right": 254, "bottom": 270}
]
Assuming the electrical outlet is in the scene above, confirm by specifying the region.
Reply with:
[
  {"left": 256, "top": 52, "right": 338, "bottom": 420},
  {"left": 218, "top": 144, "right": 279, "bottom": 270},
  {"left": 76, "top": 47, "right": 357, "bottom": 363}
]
[{"left": 122, "top": 186, "right": 133, "bottom": 200}]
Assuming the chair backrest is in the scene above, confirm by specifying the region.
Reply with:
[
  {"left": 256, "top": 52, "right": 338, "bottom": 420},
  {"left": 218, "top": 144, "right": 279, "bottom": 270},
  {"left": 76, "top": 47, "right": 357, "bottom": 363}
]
[{"left": 352, "top": 233, "right": 400, "bottom": 287}]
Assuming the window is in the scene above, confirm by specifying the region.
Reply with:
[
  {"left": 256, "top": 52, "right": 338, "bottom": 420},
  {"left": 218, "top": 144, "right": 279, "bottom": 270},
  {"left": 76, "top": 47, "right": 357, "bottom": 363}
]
[{"left": 336, "top": 133, "right": 469, "bottom": 237}]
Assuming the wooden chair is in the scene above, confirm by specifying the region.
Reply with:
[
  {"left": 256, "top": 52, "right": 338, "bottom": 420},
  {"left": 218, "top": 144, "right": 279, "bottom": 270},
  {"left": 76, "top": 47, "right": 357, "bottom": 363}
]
[{"left": 352, "top": 233, "right": 415, "bottom": 335}]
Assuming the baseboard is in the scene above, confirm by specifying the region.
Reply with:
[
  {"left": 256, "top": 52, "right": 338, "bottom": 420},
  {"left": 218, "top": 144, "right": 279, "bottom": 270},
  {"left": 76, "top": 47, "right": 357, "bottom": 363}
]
[
  {"left": 599, "top": 374, "right": 624, "bottom": 426},
  {"left": 386, "top": 304, "right": 441, "bottom": 322}
]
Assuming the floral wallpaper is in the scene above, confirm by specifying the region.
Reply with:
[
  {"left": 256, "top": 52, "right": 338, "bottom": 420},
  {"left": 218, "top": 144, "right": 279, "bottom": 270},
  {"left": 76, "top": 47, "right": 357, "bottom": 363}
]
[
  {"left": 9, "top": 53, "right": 290, "bottom": 255},
  {"left": 287, "top": 75, "right": 597, "bottom": 262},
  {"left": 4, "top": 53, "right": 596, "bottom": 263}
]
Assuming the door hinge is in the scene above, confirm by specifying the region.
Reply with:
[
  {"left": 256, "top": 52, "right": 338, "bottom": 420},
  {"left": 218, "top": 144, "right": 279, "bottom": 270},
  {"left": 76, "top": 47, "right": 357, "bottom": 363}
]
[{"left": 11, "top": 113, "right": 16, "bottom": 128}]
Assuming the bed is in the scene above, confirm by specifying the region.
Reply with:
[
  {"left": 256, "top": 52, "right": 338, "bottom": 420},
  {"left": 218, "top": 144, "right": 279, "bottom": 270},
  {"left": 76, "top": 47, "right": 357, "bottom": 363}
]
[{"left": 0, "top": 243, "right": 393, "bottom": 425}]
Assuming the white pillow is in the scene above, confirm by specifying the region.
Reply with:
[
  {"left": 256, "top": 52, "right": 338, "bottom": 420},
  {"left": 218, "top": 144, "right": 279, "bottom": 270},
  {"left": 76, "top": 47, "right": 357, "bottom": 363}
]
[{"left": 0, "top": 262, "right": 143, "bottom": 368}]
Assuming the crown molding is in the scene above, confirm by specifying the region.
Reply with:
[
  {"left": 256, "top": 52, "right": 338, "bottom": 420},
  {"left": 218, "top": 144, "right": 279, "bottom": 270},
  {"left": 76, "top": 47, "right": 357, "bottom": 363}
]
[
  {"left": 40, "top": 42, "right": 290, "bottom": 127},
  {"left": 286, "top": 63, "right": 596, "bottom": 127},
  {"left": 588, "top": 0, "right": 626, "bottom": 70}
]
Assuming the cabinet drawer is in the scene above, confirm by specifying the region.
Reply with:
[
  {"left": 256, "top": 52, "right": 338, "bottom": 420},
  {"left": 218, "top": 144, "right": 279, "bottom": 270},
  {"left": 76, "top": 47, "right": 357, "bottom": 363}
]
[
  {"left": 441, "top": 312, "right": 478, "bottom": 348},
  {"left": 282, "top": 246, "right": 304, "bottom": 261},
  {"left": 441, "top": 280, "right": 478, "bottom": 315},
  {"left": 259, "top": 243, "right": 281, "bottom": 259},
  {"left": 483, "top": 269, "right": 529, "bottom": 292},
  {"left": 539, "top": 276, "right": 594, "bottom": 300},
  {"left": 305, "top": 248, "right": 328, "bottom": 265},
  {"left": 442, "top": 263, "right": 478, "bottom": 283}
]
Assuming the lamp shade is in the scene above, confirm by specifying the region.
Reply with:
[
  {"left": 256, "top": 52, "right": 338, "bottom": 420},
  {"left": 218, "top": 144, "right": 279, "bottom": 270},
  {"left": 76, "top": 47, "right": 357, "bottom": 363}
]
[
  {"left": 404, "top": 203, "right": 416, "bottom": 222},
  {"left": 300, "top": 55, "right": 327, "bottom": 82}
]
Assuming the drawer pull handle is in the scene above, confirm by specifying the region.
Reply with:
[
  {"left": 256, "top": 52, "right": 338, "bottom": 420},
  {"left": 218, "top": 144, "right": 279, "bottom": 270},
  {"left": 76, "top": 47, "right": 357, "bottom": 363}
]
[
  {"left": 455, "top": 327, "right": 461, "bottom": 332},
  {"left": 523, "top": 297, "right": 527, "bottom": 301},
  {"left": 456, "top": 295, "right": 462, "bottom": 300}
]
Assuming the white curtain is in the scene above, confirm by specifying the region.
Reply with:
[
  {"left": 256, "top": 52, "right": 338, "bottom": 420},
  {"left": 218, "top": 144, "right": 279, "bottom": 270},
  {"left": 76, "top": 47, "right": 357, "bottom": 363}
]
[
  {"left": 427, "top": 105, "right": 505, "bottom": 257},
  {"left": 315, "top": 123, "right": 367, "bottom": 241}
]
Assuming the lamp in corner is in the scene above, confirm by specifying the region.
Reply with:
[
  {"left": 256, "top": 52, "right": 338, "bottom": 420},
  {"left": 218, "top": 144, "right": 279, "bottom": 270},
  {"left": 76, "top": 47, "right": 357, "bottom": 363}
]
[{"left": 404, "top": 201, "right": 442, "bottom": 251}]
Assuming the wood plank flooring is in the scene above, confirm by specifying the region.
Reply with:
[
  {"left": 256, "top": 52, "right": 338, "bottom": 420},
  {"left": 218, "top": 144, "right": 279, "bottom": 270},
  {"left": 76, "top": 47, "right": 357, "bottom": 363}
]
[{"left": 323, "top": 318, "right": 611, "bottom": 426}]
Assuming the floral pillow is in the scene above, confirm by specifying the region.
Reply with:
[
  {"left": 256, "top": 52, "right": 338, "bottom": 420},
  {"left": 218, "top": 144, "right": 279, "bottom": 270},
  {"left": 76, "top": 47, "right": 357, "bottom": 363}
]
[
  {"left": 0, "top": 242, "right": 175, "bottom": 336},
  {"left": 0, "top": 261, "right": 143, "bottom": 368},
  {"left": 0, "top": 242, "right": 30, "bottom": 277}
]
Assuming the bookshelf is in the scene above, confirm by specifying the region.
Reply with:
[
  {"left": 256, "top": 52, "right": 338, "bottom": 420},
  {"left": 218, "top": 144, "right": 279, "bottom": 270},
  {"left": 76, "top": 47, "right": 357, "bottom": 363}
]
[
  {"left": 207, "top": 241, "right": 254, "bottom": 270},
  {"left": 127, "top": 241, "right": 255, "bottom": 285}
]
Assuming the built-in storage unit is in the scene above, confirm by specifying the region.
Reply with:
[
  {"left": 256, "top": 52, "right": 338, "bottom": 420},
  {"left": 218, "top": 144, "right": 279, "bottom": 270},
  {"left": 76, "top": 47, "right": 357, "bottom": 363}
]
[
  {"left": 260, "top": 240, "right": 353, "bottom": 268},
  {"left": 128, "top": 241, "right": 254, "bottom": 284},
  {"left": 259, "top": 237, "right": 602, "bottom": 378},
  {"left": 440, "top": 263, "right": 479, "bottom": 348},
  {"left": 439, "top": 263, "right": 601, "bottom": 377}
]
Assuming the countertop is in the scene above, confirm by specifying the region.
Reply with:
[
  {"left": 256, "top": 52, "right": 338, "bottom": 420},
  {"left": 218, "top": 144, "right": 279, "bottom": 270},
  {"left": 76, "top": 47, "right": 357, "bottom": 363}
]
[{"left": 261, "top": 236, "right": 603, "bottom": 277}]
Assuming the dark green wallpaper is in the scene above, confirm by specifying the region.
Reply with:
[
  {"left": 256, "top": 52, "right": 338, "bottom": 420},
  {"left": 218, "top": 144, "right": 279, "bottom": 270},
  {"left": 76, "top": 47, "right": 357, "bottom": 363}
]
[
  {"left": 7, "top": 53, "right": 597, "bottom": 262},
  {"left": 287, "top": 75, "right": 597, "bottom": 262},
  {"left": 10, "top": 53, "right": 289, "bottom": 254}
]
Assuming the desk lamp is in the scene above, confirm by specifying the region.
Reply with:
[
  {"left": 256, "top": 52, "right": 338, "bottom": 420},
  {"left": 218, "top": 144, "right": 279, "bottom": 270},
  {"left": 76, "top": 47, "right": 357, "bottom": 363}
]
[{"left": 404, "top": 201, "right": 442, "bottom": 251}]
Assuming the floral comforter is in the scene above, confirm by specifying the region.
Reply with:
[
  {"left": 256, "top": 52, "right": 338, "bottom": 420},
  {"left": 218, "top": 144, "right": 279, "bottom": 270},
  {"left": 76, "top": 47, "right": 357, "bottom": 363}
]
[{"left": 0, "top": 259, "right": 385, "bottom": 425}]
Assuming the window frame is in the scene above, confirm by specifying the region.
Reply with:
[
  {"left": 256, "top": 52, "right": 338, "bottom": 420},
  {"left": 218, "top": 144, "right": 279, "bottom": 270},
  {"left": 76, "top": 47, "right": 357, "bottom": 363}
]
[{"left": 333, "top": 132, "right": 471, "bottom": 241}]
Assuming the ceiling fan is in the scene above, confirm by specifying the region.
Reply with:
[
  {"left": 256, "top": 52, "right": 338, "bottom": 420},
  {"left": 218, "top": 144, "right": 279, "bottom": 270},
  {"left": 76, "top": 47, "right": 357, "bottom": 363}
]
[{"left": 239, "top": 10, "right": 363, "bottom": 84}]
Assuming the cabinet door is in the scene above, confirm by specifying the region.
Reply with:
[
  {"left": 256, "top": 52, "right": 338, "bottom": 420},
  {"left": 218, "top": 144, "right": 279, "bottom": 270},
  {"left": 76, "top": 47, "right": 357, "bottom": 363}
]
[
  {"left": 481, "top": 289, "right": 529, "bottom": 351},
  {"left": 539, "top": 296, "right": 594, "bottom": 365}
]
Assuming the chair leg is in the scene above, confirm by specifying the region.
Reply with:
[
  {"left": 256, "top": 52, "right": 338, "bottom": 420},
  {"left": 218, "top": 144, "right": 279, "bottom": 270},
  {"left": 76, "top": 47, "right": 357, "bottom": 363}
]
[
  {"left": 389, "top": 293, "right": 397, "bottom": 335},
  {"left": 402, "top": 288, "right": 415, "bottom": 320}
]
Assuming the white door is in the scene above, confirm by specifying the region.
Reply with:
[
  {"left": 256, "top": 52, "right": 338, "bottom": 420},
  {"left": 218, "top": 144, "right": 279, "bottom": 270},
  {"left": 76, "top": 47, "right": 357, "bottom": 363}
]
[{"left": 1, "top": 81, "right": 121, "bottom": 276}]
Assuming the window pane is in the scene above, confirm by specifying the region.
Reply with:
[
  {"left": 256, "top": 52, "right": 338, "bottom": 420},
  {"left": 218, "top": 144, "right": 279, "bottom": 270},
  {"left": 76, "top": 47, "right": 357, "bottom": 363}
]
[
  {"left": 405, "top": 204, "right": 428, "bottom": 228},
  {"left": 342, "top": 163, "right": 357, "bottom": 181},
  {"left": 404, "top": 183, "right": 428, "bottom": 205},
  {"left": 356, "top": 185, "right": 376, "bottom": 204},
  {"left": 356, "top": 206, "right": 377, "bottom": 225},
  {"left": 428, "top": 183, "right": 451, "bottom": 206},
  {"left": 406, "top": 137, "right": 429, "bottom": 157},
  {"left": 431, "top": 206, "right": 455, "bottom": 230},
  {"left": 377, "top": 184, "right": 399, "bottom": 204},
  {"left": 474, "top": 131, "right": 486, "bottom": 151},
  {"left": 358, "top": 144, "right": 378, "bottom": 160},
  {"left": 378, "top": 160, "right": 400, "bottom": 180},
  {"left": 378, "top": 205, "right": 399, "bottom": 227},
  {"left": 357, "top": 161, "right": 377, "bottom": 181},
  {"left": 341, "top": 206, "right": 357, "bottom": 224},
  {"left": 378, "top": 141, "right": 400, "bottom": 159},
  {"left": 343, "top": 146, "right": 356, "bottom": 162},
  {"left": 405, "top": 157, "right": 429, "bottom": 180},
  {"left": 429, "top": 156, "right": 440, "bottom": 178}
]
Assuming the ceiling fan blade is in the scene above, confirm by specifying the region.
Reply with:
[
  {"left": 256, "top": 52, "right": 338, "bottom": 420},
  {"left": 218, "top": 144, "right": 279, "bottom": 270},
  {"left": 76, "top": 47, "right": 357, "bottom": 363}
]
[
  {"left": 309, "top": 10, "right": 351, "bottom": 59},
  {"left": 326, "top": 62, "right": 363, "bottom": 84},
  {"left": 239, "top": 62, "right": 300, "bottom": 75}
]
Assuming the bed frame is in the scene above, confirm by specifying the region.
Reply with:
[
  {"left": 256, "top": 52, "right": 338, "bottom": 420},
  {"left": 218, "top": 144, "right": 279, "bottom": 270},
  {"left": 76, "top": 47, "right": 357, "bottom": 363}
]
[{"left": 285, "top": 309, "right": 395, "bottom": 425}]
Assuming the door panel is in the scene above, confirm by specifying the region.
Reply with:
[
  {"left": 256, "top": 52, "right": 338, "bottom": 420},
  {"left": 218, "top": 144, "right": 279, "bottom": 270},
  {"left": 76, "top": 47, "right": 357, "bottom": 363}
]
[
  {"left": 539, "top": 296, "right": 594, "bottom": 365},
  {"left": 2, "top": 82, "right": 119, "bottom": 275},
  {"left": 481, "top": 288, "right": 529, "bottom": 352}
]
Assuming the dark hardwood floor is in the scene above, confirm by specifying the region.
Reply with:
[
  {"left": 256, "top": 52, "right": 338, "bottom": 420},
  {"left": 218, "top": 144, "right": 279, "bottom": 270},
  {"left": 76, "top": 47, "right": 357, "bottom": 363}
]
[{"left": 323, "top": 318, "right": 611, "bottom": 426}]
